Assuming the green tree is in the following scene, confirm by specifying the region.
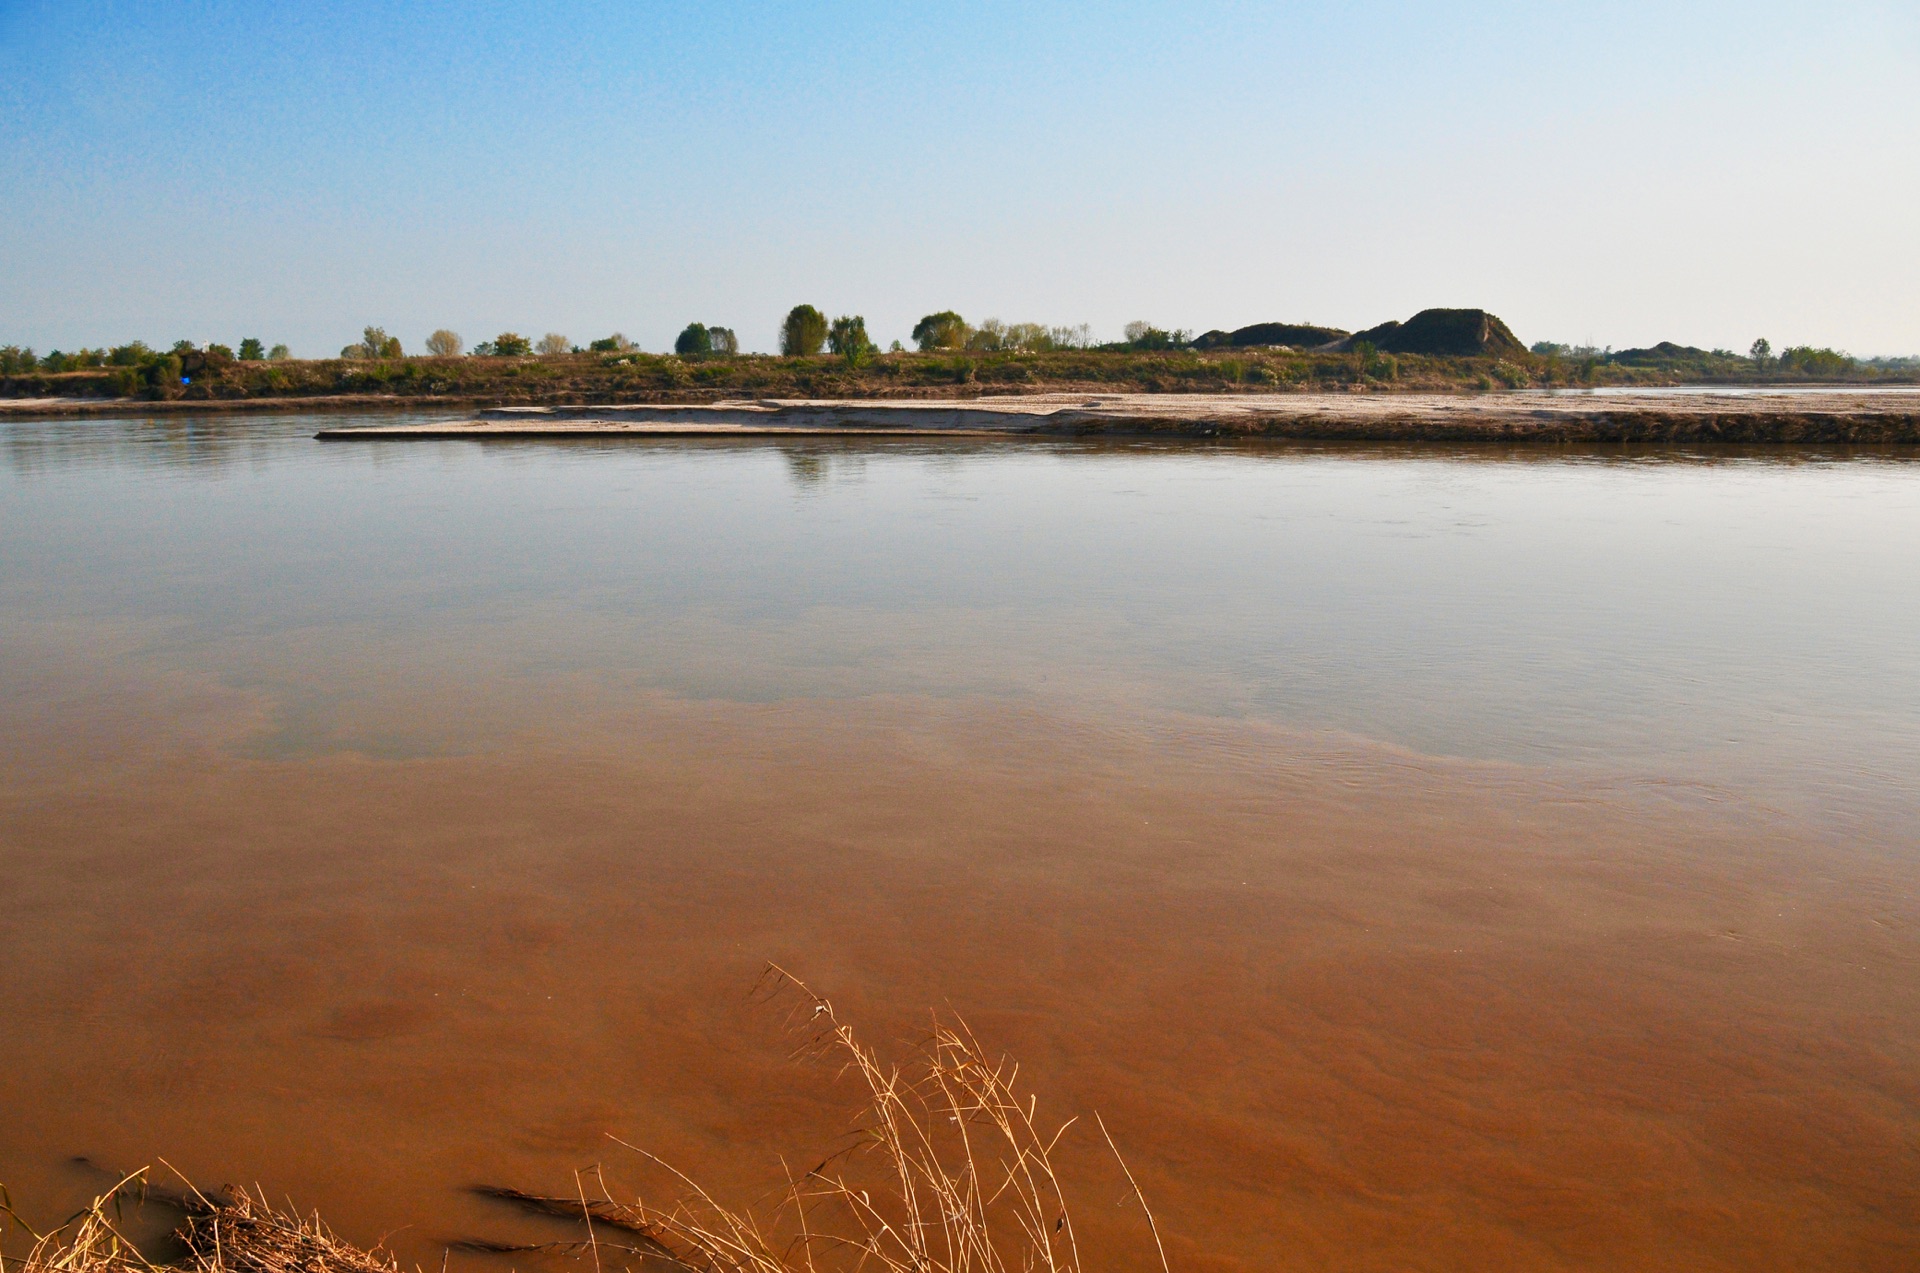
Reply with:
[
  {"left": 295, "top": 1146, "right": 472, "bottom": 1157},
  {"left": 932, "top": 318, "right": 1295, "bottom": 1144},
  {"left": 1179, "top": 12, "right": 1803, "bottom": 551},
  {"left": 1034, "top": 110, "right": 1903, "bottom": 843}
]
[
  {"left": 828, "top": 314, "right": 875, "bottom": 366},
  {"left": 675, "top": 322, "right": 713, "bottom": 355},
  {"left": 343, "top": 326, "right": 402, "bottom": 359},
  {"left": 267, "top": 344, "right": 290, "bottom": 361},
  {"left": 1750, "top": 338, "right": 1772, "bottom": 364},
  {"left": 589, "top": 333, "right": 638, "bottom": 353},
  {"left": 708, "top": 327, "right": 738, "bottom": 354},
  {"left": 237, "top": 337, "right": 265, "bottom": 360},
  {"left": 911, "top": 310, "right": 969, "bottom": 351},
  {"left": 491, "top": 332, "right": 532, "bottom": 356},
  {"left": 780, "top": 305, "right": 828, "bottom": 356},
  {"left": 426, "top": 329, "right": 463, "bottom": 357}
]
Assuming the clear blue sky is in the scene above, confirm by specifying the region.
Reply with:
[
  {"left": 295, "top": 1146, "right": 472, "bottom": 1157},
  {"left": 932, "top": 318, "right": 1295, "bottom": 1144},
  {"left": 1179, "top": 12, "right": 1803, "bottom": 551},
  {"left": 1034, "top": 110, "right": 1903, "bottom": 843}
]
[{"left": 3, "top": 1, "right": 1916, "bottom": 356}]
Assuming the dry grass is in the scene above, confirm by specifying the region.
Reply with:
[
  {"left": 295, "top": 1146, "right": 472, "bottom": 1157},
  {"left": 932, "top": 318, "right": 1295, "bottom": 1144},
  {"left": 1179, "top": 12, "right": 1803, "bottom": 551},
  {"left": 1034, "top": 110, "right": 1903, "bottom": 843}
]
[
  {"left": 4, "top": 968, "right": 1168, "bottom": 1273},
  {"left": 1, "top": 1171, "right": 397, "bottom": 1273},
  {"left": 587, "top": 965, "right": 1169, "bottom": 1273}
]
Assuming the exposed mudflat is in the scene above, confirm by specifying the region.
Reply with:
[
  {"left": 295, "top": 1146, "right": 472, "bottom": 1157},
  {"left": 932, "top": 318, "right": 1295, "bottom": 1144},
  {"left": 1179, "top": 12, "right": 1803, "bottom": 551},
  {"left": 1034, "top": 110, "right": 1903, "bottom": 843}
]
[{"left": 314, "top": 389, "right": 1920, "bottom": 443}]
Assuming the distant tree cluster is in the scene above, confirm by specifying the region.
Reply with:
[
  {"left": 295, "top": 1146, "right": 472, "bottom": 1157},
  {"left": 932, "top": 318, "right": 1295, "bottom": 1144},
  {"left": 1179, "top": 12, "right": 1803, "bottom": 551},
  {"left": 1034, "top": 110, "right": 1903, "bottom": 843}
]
[
  {"left": 674, "top": 323, "right": 739, "bottom": 355},
  {"left": 471, "top": 332, "right": 532, "bottom": 357},
  {"left": 341, "top": 326, "right": 404, "bottom": 359},
  {"left": 907, "top": 311, "right": 1099, "bottom": 353},
  {"left": 2, "top": 336, "right": 290, "bottom": 374}
]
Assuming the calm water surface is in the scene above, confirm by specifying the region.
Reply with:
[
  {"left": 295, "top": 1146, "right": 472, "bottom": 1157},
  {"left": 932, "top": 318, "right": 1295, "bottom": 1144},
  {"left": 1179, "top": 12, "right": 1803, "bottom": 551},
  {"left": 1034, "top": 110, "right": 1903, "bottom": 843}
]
[{"left": 2, "top": 413, "right": 1917, "bottom": 1271}]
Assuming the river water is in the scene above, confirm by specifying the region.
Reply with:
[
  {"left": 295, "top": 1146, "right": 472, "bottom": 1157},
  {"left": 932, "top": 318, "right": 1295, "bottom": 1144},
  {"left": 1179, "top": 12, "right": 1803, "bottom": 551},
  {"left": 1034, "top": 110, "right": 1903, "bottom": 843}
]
[{"left": 2, "top": 413, "right": 1916, "bottom": 1271}]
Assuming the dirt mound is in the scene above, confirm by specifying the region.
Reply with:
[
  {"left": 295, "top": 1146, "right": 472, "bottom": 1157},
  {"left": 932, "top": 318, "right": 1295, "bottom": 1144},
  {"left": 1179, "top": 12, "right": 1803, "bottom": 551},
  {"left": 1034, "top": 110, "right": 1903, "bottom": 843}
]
[
  {"left": 1341, "top": 309, "right": 1526, "bottom": 358},
  {"left": 1612, "top": 341, "right": 1711, "bottom": 365},
  {"left": 1192, "top": 322, "right": 1350, "bottom": 350}
]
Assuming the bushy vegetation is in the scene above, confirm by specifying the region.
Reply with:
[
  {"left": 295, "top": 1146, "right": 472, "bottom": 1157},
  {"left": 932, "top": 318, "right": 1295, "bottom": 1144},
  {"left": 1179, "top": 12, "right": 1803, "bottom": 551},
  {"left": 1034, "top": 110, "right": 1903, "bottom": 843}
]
[
  {"left": 911, "top": 312, "right": 1098, "bottom": 353},
  {"left": 780, "top": 305, "right": 828, "bottom": 356},
  {"left": 473, "top": 332, "right": 531, "bottom": 357},
  {"left": 341, "top": 326, "right": 402, "bottom": 359},
  {"left": 828, "top": 314, "right": 876, "bottom": 366}
]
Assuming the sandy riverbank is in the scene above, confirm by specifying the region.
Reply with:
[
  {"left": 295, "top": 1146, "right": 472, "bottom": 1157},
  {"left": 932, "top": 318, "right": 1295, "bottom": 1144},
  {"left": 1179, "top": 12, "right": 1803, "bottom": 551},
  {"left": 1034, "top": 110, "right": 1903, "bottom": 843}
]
[{"left": 312, "top": 389, "right": 1920, "bottom": 443}]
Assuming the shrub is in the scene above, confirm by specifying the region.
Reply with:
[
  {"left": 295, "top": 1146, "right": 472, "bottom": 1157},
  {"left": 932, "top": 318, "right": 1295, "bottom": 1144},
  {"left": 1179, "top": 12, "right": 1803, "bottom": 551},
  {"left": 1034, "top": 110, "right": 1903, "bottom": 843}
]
[
  {"left": 148, "top": 354, "right": 183, "bottom": 394},
  {"left": 237, "top": 337, "right": 265, "bottom": 360},
  {"left": 206, "top": 344, "right": 235, "bottom": 365},
  {"left": 1489, "top": 360, "right": 1529, "bottom": 389},
  {"left": 675, "top": 323, "right": 713, "bottom": 355},
  {"left": 426, "top": 329, "right": 463, "bottom": 357},
  {"left": 491, "top": 332, "right": 532, "bottom": 357},
  {"left": 911, "top": 310, "right": 969, "bottom": 351},
  {"left": 109, "top": 342, "right": 149, "bottom": 366},
  {"left": 536, "top": 332, "right": 571, "bottom": 356},
  {"left": 780, "top": 305, "right": 828, "bottom": 356},
  {"left": 267, "top": 344, "right": 290, "bottom": 361},
  {"left": 828, "top": 314, "right": 875, "bottom": 366},
  {"left": 1778, "top": 345, "right": 1854, "bottom": 377},
  {"left": 589, "top": 333, "right": 638, "bottom": 353}
]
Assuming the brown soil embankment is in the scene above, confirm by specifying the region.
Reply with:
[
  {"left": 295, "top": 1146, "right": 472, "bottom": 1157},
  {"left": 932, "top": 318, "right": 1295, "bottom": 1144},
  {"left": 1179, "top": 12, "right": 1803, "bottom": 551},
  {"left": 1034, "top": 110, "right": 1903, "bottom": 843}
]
[{"left": 313, "top": 390, "right": 1920, "bottom": 444}]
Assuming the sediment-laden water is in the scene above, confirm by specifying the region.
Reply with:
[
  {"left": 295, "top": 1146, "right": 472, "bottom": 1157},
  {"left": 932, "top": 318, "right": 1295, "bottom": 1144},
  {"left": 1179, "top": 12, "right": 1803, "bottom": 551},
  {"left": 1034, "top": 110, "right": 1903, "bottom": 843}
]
[{"left": 2, "top": 414, "right": 1916, "bottom": 1271}]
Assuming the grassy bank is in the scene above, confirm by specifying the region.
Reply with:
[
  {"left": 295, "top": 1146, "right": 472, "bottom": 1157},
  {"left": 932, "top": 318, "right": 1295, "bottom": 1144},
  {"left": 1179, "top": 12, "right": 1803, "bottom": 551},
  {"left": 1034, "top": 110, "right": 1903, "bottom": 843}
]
[{"left": 6, "top": 345, "right": 1915, "bottom": 410}]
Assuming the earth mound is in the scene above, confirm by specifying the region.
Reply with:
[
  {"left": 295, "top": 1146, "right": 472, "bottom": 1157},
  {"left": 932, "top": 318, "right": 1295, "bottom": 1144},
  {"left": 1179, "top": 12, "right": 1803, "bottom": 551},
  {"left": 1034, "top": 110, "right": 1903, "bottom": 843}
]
[
  {"left": 1340, "top": 309, "right": 1526, "bottom": 358},
  {"left": 1193, "top": 321, "right": 1351, "bottom": 350},
  {"left": 1612, "top": 341, "right": 1711, "bottom": 365}
]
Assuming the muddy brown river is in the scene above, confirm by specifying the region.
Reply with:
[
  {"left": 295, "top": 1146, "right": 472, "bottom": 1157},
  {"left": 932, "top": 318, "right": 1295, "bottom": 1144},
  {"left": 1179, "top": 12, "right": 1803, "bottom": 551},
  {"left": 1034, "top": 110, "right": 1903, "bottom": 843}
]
[{"left": 2, "top": 414, "right": 1916, "bottom": 1271}]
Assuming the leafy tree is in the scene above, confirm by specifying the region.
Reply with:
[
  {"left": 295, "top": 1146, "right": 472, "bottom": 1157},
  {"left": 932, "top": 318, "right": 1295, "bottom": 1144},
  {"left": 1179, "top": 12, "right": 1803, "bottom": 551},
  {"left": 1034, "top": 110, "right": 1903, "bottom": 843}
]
[
  {"left": 237, "top": 337, "right": 265, "bottom": 361},
  {"left": 708, "top": 327, "right": 738, "bottom": 355},
  {"left": 780, "top": 305, "right": 828, "bottom": 356},
  {"left": 536, "top": 332, "right": 571, "bottom": 356},
  {"left": 589, "top": 333, "right": 638, "bottom": 353},
  {"left": 491, "top": 332, "right": 532, "bottom": 356},
  {"left": 911, "top": 310, "right": 969, "bottom": 351},
  {"left": 1750, "top": 338, "right": 1772, "bottom": 364},
  {"left": 342, "top": 326, "right": 402, "bottom": 359},
  {"left": 675, "top": 323, "right": 713, "bottom": 355},
  {"left": 426, "top": 329, "right": 463, "bottom": 357},
  {"left": 0, "top": 346, "right": 33, "bottom": 374},
  {"left": 267, "top": 344, "right": 290, "bottom": 361},
  {"left": 109, "top": 342, "right": 150, "bottom": 366},
  {"left": 829, "top": 314, "right": 875, "bottom": 366}
]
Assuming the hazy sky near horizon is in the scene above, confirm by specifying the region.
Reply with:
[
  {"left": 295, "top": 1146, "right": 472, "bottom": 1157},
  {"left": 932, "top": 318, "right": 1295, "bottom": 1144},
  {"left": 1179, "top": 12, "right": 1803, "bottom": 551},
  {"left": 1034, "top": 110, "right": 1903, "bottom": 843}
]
[{"left": 3, "top": 1, "right": 1916, "bottom": 357}]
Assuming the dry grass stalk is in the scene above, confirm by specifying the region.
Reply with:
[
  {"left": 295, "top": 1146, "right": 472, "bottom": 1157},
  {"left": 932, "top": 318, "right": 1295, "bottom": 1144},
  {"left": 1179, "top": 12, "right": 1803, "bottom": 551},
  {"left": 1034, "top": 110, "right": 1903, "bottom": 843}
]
[
  {"left": 1, "top": 1171, "right": 397, "bottom": 1273},
  {"left": 604, "top": 965, "right": 1169, "bottom": 1273}
]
